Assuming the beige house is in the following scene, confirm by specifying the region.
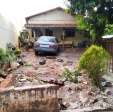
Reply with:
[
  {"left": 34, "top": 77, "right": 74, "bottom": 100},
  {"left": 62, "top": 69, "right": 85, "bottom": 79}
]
[{"left": 25, "top": 7, "right": 85, "bottom": 47}]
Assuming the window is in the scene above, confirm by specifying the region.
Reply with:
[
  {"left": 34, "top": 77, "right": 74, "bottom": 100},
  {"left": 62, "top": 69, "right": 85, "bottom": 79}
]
[{"left": 64, "top": 28, "right": 75, "bottom": 37}]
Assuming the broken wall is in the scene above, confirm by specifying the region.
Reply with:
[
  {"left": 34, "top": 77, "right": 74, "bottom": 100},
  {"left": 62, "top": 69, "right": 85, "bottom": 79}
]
[{"left": 0, "top": 84, "right": 59, "bottom": 112}]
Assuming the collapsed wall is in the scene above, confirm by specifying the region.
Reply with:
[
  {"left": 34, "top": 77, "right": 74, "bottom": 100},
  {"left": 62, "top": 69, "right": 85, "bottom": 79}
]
[{"left": 0, "top": 84, "right": 59, "bottom": 112}]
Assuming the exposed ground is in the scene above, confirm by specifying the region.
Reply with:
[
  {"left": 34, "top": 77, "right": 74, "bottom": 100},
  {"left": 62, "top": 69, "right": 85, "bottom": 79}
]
[
  {"left": 0, "top": 48, "right": 83, "bottom": 88},
  {"left": 11, "top": 48, "right": 83, "bottom": 87},
  {"left": 0, "top": 48, "right": 113, "bottom": 112}
]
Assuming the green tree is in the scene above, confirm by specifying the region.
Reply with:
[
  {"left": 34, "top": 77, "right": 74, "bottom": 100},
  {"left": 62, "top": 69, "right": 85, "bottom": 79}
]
[
  {"left": 104, "top": 24, "right": 113, "bottom": 35},
  {"left": 67, "top": 0, "right": 113, "bottom": 43}
]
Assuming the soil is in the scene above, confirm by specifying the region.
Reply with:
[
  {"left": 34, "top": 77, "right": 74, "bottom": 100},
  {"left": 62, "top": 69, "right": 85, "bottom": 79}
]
[
  {"left": 11, "top": 48, "right": 83, "bottom": 87},
  {"left": 1, "top": 48, "right": 113, "bottom": 112}
]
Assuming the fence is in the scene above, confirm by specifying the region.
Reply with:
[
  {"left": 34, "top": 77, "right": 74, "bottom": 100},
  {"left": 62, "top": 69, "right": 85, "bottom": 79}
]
[{"left": 103, "top": 40, "right": 113, "bottom": 73}]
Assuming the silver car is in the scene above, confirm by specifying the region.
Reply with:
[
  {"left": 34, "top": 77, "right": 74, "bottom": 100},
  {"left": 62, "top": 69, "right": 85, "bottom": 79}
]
[{"left": 34, "top": 36, "right": 59, "bottom": 54}]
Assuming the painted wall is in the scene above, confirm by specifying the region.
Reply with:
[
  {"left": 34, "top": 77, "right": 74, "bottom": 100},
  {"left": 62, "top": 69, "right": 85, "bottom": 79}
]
[
  {"left": 28, "top": 9, "right": 75, "bottom": 25},
  {"left": 0, "top": 14, "right": 17, "bottom": 49}
]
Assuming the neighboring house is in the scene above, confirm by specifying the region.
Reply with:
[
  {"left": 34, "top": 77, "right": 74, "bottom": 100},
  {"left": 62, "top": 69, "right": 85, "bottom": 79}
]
[
  {"left": 25, "top": 7, "right": 86, "bottom": 47},
  {"left": 0, "top": 14, "right": 17, "bottom": 49}
]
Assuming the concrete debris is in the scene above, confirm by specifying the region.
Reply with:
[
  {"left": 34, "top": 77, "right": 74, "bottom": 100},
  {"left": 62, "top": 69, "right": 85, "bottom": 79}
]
[
  {"left": 11, "top": 62, "right": 20, "bottom": 70},
  {"left": 100, "top": 78, "right": 112, "bottom": 88},
  {"left": 41, "top": 78, "right": 65, "bottom": 86},
  {"left": 39, "top": 57, "right": 46, "bottom": 65},
  {"left": 58, "top": 98, "right": 67, "bottom": 110},
  {"left": 16, "top": 56, "right": 24, "bottom": 65},
  {"left": 46, "top": 56, "right": 56, "bottom": 59},
  {"left": 0, "top": 70, "right": 7, "bottom": 79},
  {"left": 57, "top": 58, "right": 64, "bottom": 62},
  {"left": 2, "top": 49, "right": 113, "bottom": 112}
]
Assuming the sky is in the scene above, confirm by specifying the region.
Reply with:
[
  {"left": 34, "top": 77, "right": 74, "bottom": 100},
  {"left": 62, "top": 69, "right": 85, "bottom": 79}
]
[{"left": 0, "top": 0, "right": 66, "bottom": 32}]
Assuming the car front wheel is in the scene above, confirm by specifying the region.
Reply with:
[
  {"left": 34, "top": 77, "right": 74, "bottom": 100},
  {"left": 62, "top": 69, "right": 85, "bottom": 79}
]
[{"left": 34, "top": 51, "right": 38, "bottom": 55}]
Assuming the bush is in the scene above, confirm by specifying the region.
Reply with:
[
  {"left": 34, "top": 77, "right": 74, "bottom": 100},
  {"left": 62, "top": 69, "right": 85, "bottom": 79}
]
[
  {"left": 0, "top": 48, "right": 6, "bottom": 64},
  {"left": 14, "top": 48, "right": 21, "bottom": 56},
  {"left": 62, "top": 68, "right": 80, "bottom": 83},
  {"left": 0, "top": 48, "right": 16, "bottom": 69},
  {"left": 79, "top": 45, "right": 110, "bottom": 87}
]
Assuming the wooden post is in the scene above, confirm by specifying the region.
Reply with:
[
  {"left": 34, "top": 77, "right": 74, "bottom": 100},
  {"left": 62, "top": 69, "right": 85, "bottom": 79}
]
[
  {"left": 62, "top": 30, "right": 65, "bottom": 50},
  {"left": 28, "top": 29, "right": 32, "bottom": 40},
  {"left": 33, "top": 30, "right": 36, "bottom": 40}
]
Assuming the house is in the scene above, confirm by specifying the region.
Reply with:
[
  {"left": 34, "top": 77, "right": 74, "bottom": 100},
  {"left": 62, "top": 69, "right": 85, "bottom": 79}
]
[
  {"left": 25, "top": 7, "right": 86, "bottom": 47},
  {"left": 0, "top": 14, "right": 17, "bottom": 49}
]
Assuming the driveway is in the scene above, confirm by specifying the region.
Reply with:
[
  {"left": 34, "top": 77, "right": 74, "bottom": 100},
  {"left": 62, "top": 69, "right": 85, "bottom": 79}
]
[{"left": 12, "top": 48, "right": 84, "bottom": 87}]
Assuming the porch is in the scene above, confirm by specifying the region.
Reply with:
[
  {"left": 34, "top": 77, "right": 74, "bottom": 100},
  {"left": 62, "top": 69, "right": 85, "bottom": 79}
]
[{"left": 26, "top": 26, "right": 77, "bottom": 48}]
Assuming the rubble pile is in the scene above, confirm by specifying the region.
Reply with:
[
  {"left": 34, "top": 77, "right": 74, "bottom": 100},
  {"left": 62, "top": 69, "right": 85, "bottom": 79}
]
[
  {"left": 1, "top": 49, "right": 113, "bottom": 111},
  {"left": 59, "top": 73, "right": 113, "bottom": 112}
]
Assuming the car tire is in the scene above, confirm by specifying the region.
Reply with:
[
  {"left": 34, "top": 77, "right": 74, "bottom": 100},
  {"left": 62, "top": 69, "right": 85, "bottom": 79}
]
[{"left": 34, "top": 51, "right": 38, "bottom": 55}]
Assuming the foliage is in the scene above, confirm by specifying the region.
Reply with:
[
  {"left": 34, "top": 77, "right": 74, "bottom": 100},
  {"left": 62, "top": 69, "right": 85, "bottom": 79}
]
[
  {"left": 79, "top": 45, "right": 110, "bottom": 86},
  {"left": 7, "top": 43, "right": 15, "bottom": 50},
  {"left": 0, "top": 46, "right": 16, "bottom": 69},
  {"left": 19, "top": 29, "right": 33, "bottom": 49},
  {"left": 104, "top": 24, "right": 113, "bottom": 35},
  {"left": 62, "top": 68, "right": 80, "bottom": 83},
  {"left": 75, "top": 15, "right": 87, "bottom": 30},
  {"left": 14, "top": 47, "right": 21, "bottom": 56},
  {"left": 0, "top": 48, "right": 6, "bottom": 64},
  {"left": 67, "top": 0, "right": 113, "bottom": 42},
  {"left": 5, "top": 49, "right": 16, "bottom": 62},
  {"left": 19, "top": 30, "right": 29, "bottom": 44},
  {"left": 7, "top": 43, "right": 21, "bottom": 56}
]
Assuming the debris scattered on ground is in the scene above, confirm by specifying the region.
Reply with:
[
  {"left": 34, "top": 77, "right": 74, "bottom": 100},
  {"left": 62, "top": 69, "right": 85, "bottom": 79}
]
[
  {"left": 58, "top": 98, "right": 68, "bottom": 110},
  {"left": 2, "top": 49, "right": 113, "bottom": 111},
  {"left": 11, "top": 62, "right": 20, "bottom": 70},
  {"left": 59, "top": 73, "right": 113, "bottom": 112},
  {"left": 57, "top": 58, "right": 64, "bottom": 62},
  {"left": 0, "top": 70, "right": 7, "bottom": 78},
  {"left": 16, "top": 56, "right": 24, "bottom": 65},
  {"left": 41, "top": 78, "right": 65, "bottom": 86},
  {"left": 39, "top": 57, "right": 46, "bottom": 65},
  {"left": 46, "top": 56, "right": 56, "bottom": 59}
]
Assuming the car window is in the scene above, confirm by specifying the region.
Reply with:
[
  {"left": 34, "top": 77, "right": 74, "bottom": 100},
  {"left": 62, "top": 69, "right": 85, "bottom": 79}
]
[
  {"left": 49, "top": 38, "right": 56, "bottom": 42},
  {"left": 38, "top": 37, "right": 49, "bottom": 42},
  {"left": 38, "top": 36, "right": 57, "bottom": 43}
]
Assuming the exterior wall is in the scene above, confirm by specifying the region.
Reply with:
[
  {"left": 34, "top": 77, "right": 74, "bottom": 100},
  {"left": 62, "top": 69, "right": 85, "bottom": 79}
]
[
  {"left": 53, "top": 28, "right": 63, "bottom": 40},
  {"left": 0, "top": 14, "right": 17, "bottom": 49},
  {"left": 27, "top": 9, "right": 75, "bottom": 24},
  {"left": 0, "top": 84, "right": 59, "bottom": 112}
]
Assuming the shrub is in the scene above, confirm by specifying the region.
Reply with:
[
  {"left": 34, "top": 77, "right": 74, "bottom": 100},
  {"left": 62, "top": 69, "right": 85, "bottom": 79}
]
[
  {"left": 0, "top": 48, "right": 16, "bottom": 69},
  {"left": 5, "top": 49, "right": 16, "bottom": 62},
  {"left": 62, "top": 68, "right": 80, "bottom": 83},
  {"left": 14, "top": 47, "right": 21, "bottom": 56},
  {"left": 0, "top": 48, "right": 6, "bottom": 64},
  {"left": 79, "top": 45, "right": 110, "bottom": 87}
]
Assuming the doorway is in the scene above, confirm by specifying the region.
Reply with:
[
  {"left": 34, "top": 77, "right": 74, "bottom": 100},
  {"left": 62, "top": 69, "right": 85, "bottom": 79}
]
[{"left": 45, "top": 29, "right": 53, "bottom": 36}]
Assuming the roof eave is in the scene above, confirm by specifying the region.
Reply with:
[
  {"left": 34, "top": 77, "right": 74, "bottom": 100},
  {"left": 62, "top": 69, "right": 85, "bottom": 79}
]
[{"left": 25, "top": 7, "right": 64, "bottom": 20}]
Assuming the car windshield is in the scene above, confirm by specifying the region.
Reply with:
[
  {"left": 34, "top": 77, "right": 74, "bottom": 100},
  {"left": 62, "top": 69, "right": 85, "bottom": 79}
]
[{"left": 38, "top": 36, "right": 56, "bottom": 42}]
